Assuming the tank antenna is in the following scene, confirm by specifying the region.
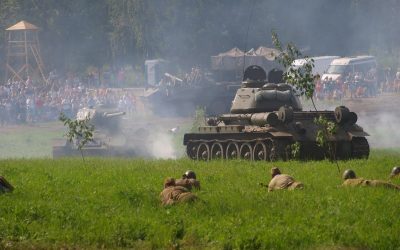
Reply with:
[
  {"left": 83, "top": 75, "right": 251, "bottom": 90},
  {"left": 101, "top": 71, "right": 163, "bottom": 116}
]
[{"left": 242, "top": 0, "right": 256, "bottom": 78}]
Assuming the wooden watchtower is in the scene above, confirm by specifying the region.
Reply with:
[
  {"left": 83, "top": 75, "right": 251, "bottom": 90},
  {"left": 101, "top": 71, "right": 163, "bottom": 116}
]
[{"left": 4, "top": 20, "right": 47, "bottom": 84}]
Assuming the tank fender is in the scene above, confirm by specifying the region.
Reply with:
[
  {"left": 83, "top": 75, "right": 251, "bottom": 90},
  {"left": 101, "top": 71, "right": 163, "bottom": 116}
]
[
  {"left": 348, "top": 131, "right": 369, "bottom": 138},
  {"left": 268, "top": 131, "right": 293, "bottom": 138}
]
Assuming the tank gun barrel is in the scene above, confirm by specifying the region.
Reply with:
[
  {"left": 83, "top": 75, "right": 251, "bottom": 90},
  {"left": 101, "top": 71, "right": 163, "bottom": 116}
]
[
  {"left": 102, "top": 111, "right": 126, "bottom": 118},
  {"left": 164, "top": 73, "right": 183, "bottom": 82},
  {"left": 219, "top": 112, "right": 279, "bottom": 126}
]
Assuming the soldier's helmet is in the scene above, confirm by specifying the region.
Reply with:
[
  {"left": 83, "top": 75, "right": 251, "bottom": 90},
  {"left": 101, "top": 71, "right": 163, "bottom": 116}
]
[
  {"left": 183, "top": 170, "right": 196, "bottom": 179},
  {"left": 343, "top": 169, "right": 356, "bottom": 180},
  {"left": 390, "top": 166, "right": 400, "bottom": 177},
  {"left": 271, "top": 167, "right": 282, "bottom": 178},
  {"left": 164, "top": 177, "right": 176, "bottom": 188}
]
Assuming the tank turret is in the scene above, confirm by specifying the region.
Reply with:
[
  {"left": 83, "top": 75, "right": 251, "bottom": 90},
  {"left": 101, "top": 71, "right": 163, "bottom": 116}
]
[
  {"left": 183, "top": 65, "right": 369, "bottom": 161},
  {"left": 230, "top": 66, "right": 302, "bottom": 114},
  {"left": 76, "top": 106, "right": 125, "bottom": 135}
]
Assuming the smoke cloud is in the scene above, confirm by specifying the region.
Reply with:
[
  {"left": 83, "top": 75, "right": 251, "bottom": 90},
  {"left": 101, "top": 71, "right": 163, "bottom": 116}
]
[
  {"left": 147, "top": 131, "right": 177, "bottom": 159},
  {"left": 358, "top": 112, "right": 400, "bottom": 149}
]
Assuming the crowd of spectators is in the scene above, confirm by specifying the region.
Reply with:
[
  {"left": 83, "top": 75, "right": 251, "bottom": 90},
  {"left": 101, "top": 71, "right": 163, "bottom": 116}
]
[
  {"left": 312, "top": 68, "right": 400, "bottom": 101},
  {"left": 2, "top": 66, "right": 400, "bottom": 126},
  {"left": 0, "top": 72, "right": 138, "bottom": 126}
]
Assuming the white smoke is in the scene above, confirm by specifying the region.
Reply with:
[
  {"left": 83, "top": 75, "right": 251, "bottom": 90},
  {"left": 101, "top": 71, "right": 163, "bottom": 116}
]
[
  {"left": 147, "top": 130, "right": 177, "bottom": 159},
  {"left": 358, "top": 112, "right": 400, "bottom": 148},
  {"left": 303, "top": 98, "right": 400, "bottom": 149}
]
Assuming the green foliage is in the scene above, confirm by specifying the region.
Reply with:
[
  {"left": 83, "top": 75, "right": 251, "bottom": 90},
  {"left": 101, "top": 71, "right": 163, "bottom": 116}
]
[
  {"left": 314, "top": 115, "right": 337, "bottom": 160},
  {"left": 314, "top": 115, "right": 337, "bottom": 148},
  {"left": 290, "top": 141, "right": 301, "bottom": 159},
  {"left": 272, "top": 31, "right": 339, "bottom": 162},
  {"left": 272, "top": 31, "right": 315, "bottom": 99},
  {"left": 0, "top": 152, "right": 400, "bottom": 249},
  {"left": 59, "top": 112, "right": 94, "bottom": 151},
  {"left": 2, "top": 1, "right": 400, "bottom": 73}
]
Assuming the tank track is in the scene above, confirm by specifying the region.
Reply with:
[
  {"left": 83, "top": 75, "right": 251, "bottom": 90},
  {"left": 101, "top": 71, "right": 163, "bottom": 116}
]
[
  {"left": 186, "top": 138, "right": 291, "bottom": 161},
  {"left": 187, "top": 137, "right": 370, "bottom": 161},
  {"left": 351, "top": 137, "right": 370, "bottom": 159}
]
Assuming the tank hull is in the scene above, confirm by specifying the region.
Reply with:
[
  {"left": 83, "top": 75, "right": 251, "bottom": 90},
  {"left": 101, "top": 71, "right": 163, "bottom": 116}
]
[
  {"left": 184, "top": 111, "right": 369, "bottom": 161},
  {"left": 52, "top": 142, "right": 138, "bottom": 158}
]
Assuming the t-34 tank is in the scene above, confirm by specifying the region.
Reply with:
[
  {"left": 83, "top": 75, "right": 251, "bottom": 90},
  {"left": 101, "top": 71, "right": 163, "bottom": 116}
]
[
  {"left": 52, "top": 105, "right": 138, "bottom": 158},
  {"left": 183, "top": 65, "right": 370, "bottom": 161}
]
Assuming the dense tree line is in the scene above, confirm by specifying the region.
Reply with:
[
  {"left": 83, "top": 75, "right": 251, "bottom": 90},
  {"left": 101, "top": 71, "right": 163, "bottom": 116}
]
[{"left": 0, "top": 0, "right": 400, "bottom": 76}]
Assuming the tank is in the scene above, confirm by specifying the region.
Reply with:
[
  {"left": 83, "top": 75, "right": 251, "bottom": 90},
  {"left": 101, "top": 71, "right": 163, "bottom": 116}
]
[
  {"left": 183, "top": 65, "right": 370, "bottom": 161},
  {"left": 52, "top": 105, "right": 141, "bottom": 158},
  {"left": 147, "top": 80, "right": 239, "bottom": 116}
]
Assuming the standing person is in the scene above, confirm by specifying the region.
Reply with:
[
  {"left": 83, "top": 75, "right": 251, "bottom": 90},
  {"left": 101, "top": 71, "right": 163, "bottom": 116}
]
[
  {"left": 342, "top": 169, "right": 400, "bottom": 190},
  {"left": 267, "top": 167, "right": 304, "bottom": 192}
]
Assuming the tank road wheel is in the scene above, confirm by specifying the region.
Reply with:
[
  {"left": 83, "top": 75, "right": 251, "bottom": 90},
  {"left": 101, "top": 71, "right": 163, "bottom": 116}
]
[
  {"left": 334, "top": 106, "right": 350, "bottom": 125},
  {"left": 196, "top": 142, "right": 210, "bottom": 161},
  {"left": 226, "top": 142, "right": 240, "bottom": 159},
  {"left": 186, "top": 142, "right": 197, "bottom": 160},
  {"left": 253, "top": 141, "right": 268, "bottom": 161},
  {"left": 240, "top": 143, "right": 253, "bottom": 160},
  {"left": 211, "top": 142, "right": 224, "bottom": 160}
]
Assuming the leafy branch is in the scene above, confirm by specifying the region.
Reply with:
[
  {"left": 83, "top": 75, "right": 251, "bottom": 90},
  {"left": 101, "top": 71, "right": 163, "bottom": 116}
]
[
  {"left": 271, "top": 31, "right": 316, "bottom": 105},
  {"left": 271, "top": 31, "right": 338, "bottom": 164},
  {"left": 59, "top": 112, "right": 94, "bottom": 162},
  {"left": 315, "top": 116, "right": 337, "bottom": 149},
  {"left": 314, "top": 115, "right": 340, "bottom": 172}
]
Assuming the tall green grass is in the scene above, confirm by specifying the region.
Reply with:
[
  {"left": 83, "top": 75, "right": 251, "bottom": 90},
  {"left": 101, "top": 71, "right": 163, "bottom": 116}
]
[{"left": 1, "top": 150, "right": 400, "bottom": 249}]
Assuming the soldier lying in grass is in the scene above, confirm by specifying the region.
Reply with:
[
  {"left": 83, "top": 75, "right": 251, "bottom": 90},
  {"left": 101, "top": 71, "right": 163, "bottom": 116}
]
[
  {"left": 342, "top": 169, "right": 400, "bottom": 190},
  {"left": 160, "top": 177, "right": 197, "bottom": 206},
  {"left": 266, "top": 167, "right": 304, "bottom": 192},
  {"left": 0, "top": 176, "right": 14, "bottom": 193},
  {"left": 175, "top": 170, "right": 200, "bottom": 191}
]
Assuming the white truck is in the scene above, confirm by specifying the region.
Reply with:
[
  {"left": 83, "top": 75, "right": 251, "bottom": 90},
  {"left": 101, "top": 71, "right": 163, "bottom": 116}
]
[
  {"left": 321, "top": 56, "right": 376, "bottom": 81},
  {"left": 291, "top": 56, "right": 339, "bottom": 77}
]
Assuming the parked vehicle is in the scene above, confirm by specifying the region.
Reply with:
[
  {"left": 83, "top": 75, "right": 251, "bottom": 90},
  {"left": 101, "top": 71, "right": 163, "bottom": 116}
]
[
  {"left": 291, "top": 56, "right": 339, "bottom": 76},
  {"left": 322, "top": 56, "right": 377, "bottom": 81}
]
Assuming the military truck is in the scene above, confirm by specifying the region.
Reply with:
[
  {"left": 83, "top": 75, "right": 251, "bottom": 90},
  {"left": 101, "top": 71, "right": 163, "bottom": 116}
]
[{"left": 183, "top": 65, "right": 369, "bottom": 161}]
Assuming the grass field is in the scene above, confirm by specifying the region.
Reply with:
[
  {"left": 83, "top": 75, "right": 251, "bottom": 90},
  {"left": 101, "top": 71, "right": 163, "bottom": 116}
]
[
  {"left": 0, "top": 122, "right": 64, "bottom": 158},
  {"left": 1, "top": 150, "right": 400, "bottom": 249}
]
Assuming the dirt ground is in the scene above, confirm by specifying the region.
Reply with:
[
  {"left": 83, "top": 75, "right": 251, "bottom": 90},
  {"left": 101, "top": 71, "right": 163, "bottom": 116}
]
[
  {"left": 342, "top": 93, "right": 400, "bottom": 114},
  {"left": 304, "top": 93, "right": 400, "bottom": 115}
]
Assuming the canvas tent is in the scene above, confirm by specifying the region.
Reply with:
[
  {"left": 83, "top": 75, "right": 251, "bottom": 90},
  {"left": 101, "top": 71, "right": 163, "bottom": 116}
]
[
  {"left": 211, "top": 46, "right": 281, "bottom": 71},
  {"left": 211, "top": 47, "right": 245, "bottom": 71}
]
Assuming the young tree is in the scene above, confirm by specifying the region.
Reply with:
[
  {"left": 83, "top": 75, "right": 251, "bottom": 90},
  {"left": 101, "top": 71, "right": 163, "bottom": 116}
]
[
  {"left": 272, "top": 31, "right": 338, "bottom": 165},
  {"left": 59, "top": 112, "right": 94, "bottom": 162}
]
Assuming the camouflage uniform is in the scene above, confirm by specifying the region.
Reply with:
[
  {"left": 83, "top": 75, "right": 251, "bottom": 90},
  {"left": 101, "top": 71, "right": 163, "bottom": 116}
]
[
  {"left": 267, "top": 167, "right": 304, "bottom": 192},
  {"left": 0, "top": 176, "right": 14, "bottom": 193},
  {"left": 160, "top": 178, "right": 197, "bottom": 206}
]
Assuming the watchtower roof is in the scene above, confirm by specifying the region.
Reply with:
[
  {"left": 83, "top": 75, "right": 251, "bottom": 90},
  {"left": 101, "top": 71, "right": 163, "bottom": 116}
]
[{"left": 6, "top": 20, "right": 39, "bottom": 31}]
